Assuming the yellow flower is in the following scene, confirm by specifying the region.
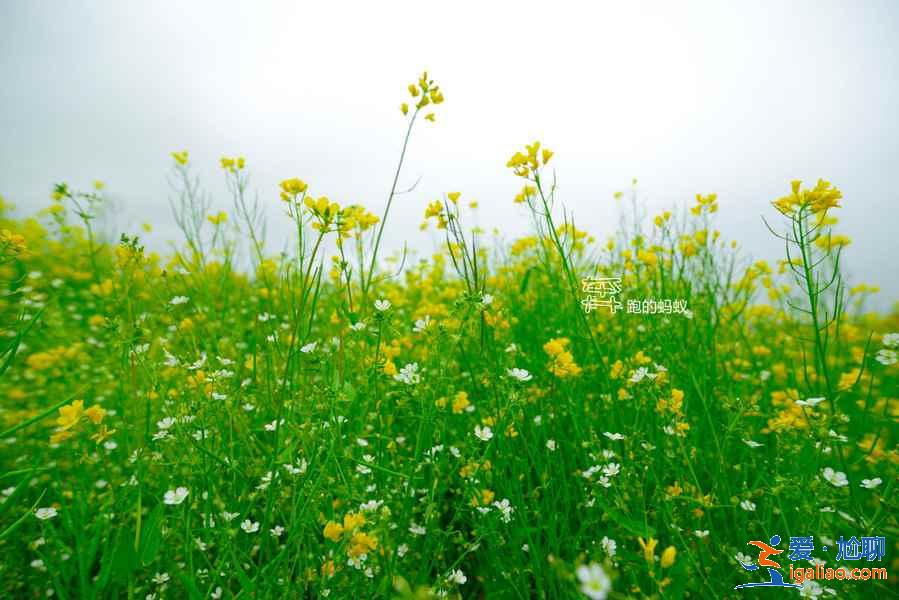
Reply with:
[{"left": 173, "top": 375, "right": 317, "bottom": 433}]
[
  {"left": 207, "top": 211, "right": 228, "bottom": 225},
  {"left": 279, "top": 178, "right": 308, "bottom": 201},
  {"left": 57, "top": 400, "right": 85, "bottom": 431},
  {"left": 347, "top": 531, "right": 377, "bottom": 557},
  {"left": 660, "top": 546, "right": 677, "bottom": 568},
  {"left": 90, "top": 425, "right": 116, "bottom": 444},
  {"left": 447, "top": 191, "right": 461, "bottom": 204},
  {"left": 400, "top": 102, "right": 409, "bottom": 115},
  {"left": 342, "top": 512, "right": 366, "bottom": 531},
  {"left": 323, "top": 521, "right": 344, "bottom": 542},
  {"left": 84, "top": 405, "right": 106, "bottom": 425},
  {"left": 452, "top": 391, "right": 470, "bottom": 414},
  {"left": 638, "top": 537, "right": 658, "bottom": 563},
  {"left": 171, "top": 150, "right": 189, "bottom": 166},
  {"left": 424, "top": 113, "right": 436, "bottom": 122}
]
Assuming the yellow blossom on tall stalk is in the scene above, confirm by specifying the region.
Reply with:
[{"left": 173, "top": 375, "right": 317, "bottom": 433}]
[
  {"left": 506, "top": 141, "right": 553, "bottom": 179},
  {"left": 772, "top": 179, "right": 842, "bottom": 216},
  {"left": 543, "top": 337, "right": 582, "bottom": 378}
]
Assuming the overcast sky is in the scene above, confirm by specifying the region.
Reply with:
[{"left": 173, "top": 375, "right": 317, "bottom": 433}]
[{"left": 2, "top": 1, "right": 897, "bottom": 306}]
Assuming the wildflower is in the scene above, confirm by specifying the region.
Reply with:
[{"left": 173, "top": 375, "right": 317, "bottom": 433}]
[
  {"left": 152, "top": 572, "right": 170, "bottom": 585},
  {"left": 393, "top": 362, "right": 421, "bottom": 385},
  {"left": 56, "top": 400, "right": 84, "bottom": 431},
  {"left": 882, "top": 333, "right": 899, "bottom": 348},
  {"left": 740, "top": 500, "right": 756, "bottom": 511},
  {"left": 207, "top": 211, "right": 228, "bottom": 225},
  {"left": 602, "top": 432, "right": 625, "bottom": 441},
  {"left": 169, "top": 296, "right": 189, "bottom": 306},
  {"left": 601, "top": 536, "right": 617, "bottom": 557},
  {"left": 543, "top": 337, "right": 582, "bottom": 378},
  {"left": 408, "top": 522, "right": 426, "bottom": 536},
  {"left": 546, "top": 439, "right": 557, "bottom": 451},
  {"left": 171, "top": 150, "right": 189, "bottom": 165},
  {"left": 35, "top": 507, "right": 58, "bottom": 520},
  {"left": 822, "top": 467, "right": 848, "bottom": 487},
  {"left": 163, "top": 487, "right": 189, "bottom": 505},
  {"left": 772, "top": 179, "right": 842, "bottom": 216},
  {"left": 270, "top": 525, "right": 285, "bottom": 538},
  {"left": 474, "top": 425, "right": 493, "bottom": 442},
  {"left": 448, "top": 569, "right": 467, "bottom": 585},
  {"left": 507, "top": 367, "right": 532, "bottom": 382},
  {"left": 452, "top": 391, "right": 471, "bottom": 414},
  {"left": 795, "top": 397, "right": 826, "bottom": 408},
  {"left": 348, "top": 531, "right": 378, "bottom": 558},
  {"left": 240, "top": 520, "right": 260, "bottom": 533},
  {"left": 576, "top": 562, "right": 611, "bottom": 600},
  {"left": 413, "top": 315, "right": 431, "bottom": 333},
  {"left": 374, "top": 299, "right": 391, "bottom": 311},
  {"left": 660, "top": 546, "right": 677, "bottom": 568},
  {"left": 638, "top": 537, "right": 658, "bottom": 563},
  {"left": 493, "top": 498, "right": 514, "bottom": 522},
  {"left": 860, "top": 478, "right": 882, "bottom": 489},
  {"left": 300, "top": 341, "right": 317, "bottom": 354},
  {"left": 875, "top": 349, "right": 897, "bottom": 366},
  {"left": 694, "top": 530, "right": 710, "bottom": 538}
]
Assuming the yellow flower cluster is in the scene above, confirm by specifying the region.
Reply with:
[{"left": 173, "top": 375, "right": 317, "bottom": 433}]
[
  {"left": 689, "top": 193, "right": 718, "bottom": 216},
  {"left": 220, "top": 156, "right": 246, "bottom": 172},
  {"left": 772, "top": 179, "right": 842, "bottom": 216},
  {"left": 507, "top": 141, "right": 553, "bottom": 179},
  {"left": 0, "top": 229, "right": 28, "bottom": 257},
  {"left": 279, "top": 178, "right": 308, "bottom": 202},
  {"left": 513, "top": 184, "right": 537, "bottom": 204},
  {"left": 171, "top": 150, "right": 189, "bottom": 166},
  {"left": 322, "top": 512, "right": 378, "bottom": 558},
  {"left": 543, "top": 337, "right": 582, "bottom": 378},
  {"left": 400, "top": 71, "right": 444, "bottom": 121},
  {"left": 50, "top": 399, "right": 112, "bottom": 444}
]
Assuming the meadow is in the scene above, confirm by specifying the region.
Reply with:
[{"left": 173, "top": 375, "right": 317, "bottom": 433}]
[{"left": 0, "top": 73, "right": 896, "bottom": 599}]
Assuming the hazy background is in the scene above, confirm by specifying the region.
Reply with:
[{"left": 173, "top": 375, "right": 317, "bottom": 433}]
[{"left": 2, "top": 1, "right": 897, "bottom": 305}]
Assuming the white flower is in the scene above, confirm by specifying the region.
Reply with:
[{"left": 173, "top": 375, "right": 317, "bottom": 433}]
[
  {"left": 163, "top": 487, "right": 189, "bottom": 505},
  {"left": 393, "top": 362, "right": 421, "bottom": 385},
  {"left": 156, "top": 417, "right": 176, "bottom": 430},
  {"left": 30, "top": 558, "right": 45, "bottom": 570},
  {"left": 169, "top": 296, "right": 189, "bottom": 306},
  {"left": 603, "top": 432, "right": 625, "bottom": 441},
  {"left": 546, "top": 439, "right": 557, "bottom": 451},
  {"left": 601, "top": 463, "right": 620, "bottom": 477},
  {"left": 152, "top": 572, "right": 170, "bottom": 585},
  {"left": 740, "top": 500, "right": 756, "bottom": 511},
  {"left": 264, "top": 419, "right": 284, "bottom": 432},
  {"left": 493, "top": 498, "right": 514, "bottom": 523},
  {"left": 799, "top": 580, "right": 824, "bottom": 598},
  {"left": 875, "top": 349, "right": 897, "bottom": 365},
  {"left": 742, "top": 438, "right": 763, "bottom": 448},
  {"left": 448, "top": 569, "right": 467, "bottom": 585},
  {"left": 694, "top": 529, "right": 710, "bottom": 538},
  {"left": 506, "top": 367, "right": 532, "bottom": 382},
  {"left": 576, "top": 562, "right": 611, "bottom": 600},
  {"left": 374, "top": 299, "right": 391, "bottom": 312},
  {"left": 300, "top": 341, "right": 317, "bottom": 354},
  {"left": 270, "top": 525, "right": 285, "bottom": 538},
  {"left": 795, "top": 397, "right": 826, "bottom": 408},
  {"left": 409, "top": 523, "right": 426, "bottom": 536},
  {"left": 397, "top": 543, "right": 409, "bottom": 557},
  {"left": 882, "top": 332, "right": 899, "bottom": 348},
  {"left": 629, "top": 367, "right": 649, "bottom": 383},
  {"left": 413, "top": 315, "right": 431, "bottom": 333},
  {"left": 221, "top": 511, "right": 240, "bottom": 522},
  {"left": 481, "top": 294, "right": 494, "bottom": 306},
  {"left": 822, "top": 467, "right": 848, "bottom": 487},
  {"left": 350, "top": 321, "right": 367, "bottom": 332},
  {"left": 474, "top": 425, "right": 493, "bottom": 442},
  {"left": 601, "top": 536, "right": 617, "bottom": 557},
  {"left": 736, "top": 552, "right": 753, "bottom": 565},
  {"left": 35, "top": 507, "right": 58, "bottom": 520},
  {"left": 860, "top": 477, "right": 882, "bottom": 489},
  {"left": 240, "top": 520, "right": 260, "bottom": 533}
]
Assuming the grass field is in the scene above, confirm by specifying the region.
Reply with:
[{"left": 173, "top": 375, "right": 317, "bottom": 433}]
[{"left": 0, "top": 73, "right": 896, "bottom": 599}]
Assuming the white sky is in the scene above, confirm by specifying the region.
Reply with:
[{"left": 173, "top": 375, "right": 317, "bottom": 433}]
[{"left": 2, "top": 1, "right": 898, "bottom": 306}]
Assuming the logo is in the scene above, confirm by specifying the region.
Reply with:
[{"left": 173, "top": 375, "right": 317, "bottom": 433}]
[{"left": 735, "top": 535, "right": 801, "bottom": 589}]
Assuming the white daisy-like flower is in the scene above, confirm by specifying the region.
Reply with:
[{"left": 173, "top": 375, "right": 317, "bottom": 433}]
[
  {"left": 163, "top": 487, "right": 189, "bottom": 505},
  {"left": 240, "top": 519, "right": 260, "bottom": 533},
  {"left": 270, "top": 525, "right": 285, "bottom": 538},
  {"left": 629, "top": 367, "right": 650, "bottom": 383},
  {"left": 576, "top": 562, "right": 611, "bottom": 600},
  {"left": 152, "top": 572, "right": 170, "bottom": 585},
  {"left": 821, "top": 467, "right": 848, "bottom": 487},
  {"left": 408, "top": 522, "right": 426, "bottom": 536},
  {"left": 694, "top": 529, "right": 710, "bottom": 538},
  {"left": 374, "top": 299, "right": 391, "bottom": 312},
  {"left": 264, "top": 419, "right": 284, "bottom": 432},
  {"left": 546, "top": 439, "right": 557, "bottom": 451},
  {"left": 169, "top": 296, "right": 190, "bottom": 306},
  {"left": 743, "top": 438, "right": 763, "bottom": 448},
  {"left": 601, "top": 463, "right": 620, "bottom": 477},
  {"left": 221, "top": 511, "right": 240, "bottom": 522},
  {"left": 481, "top": 294, "right": 494, "bottom": 306},
  {"left": 875, "top": 349, "right": 897, "bottom": 365},
  {"left": 350, "top": 321, "right": 367, "bottom": 332},
  {"left": 448, "top": 569, "right": 467, "bottom": 585},
  {"left": 474, "top": 425, "right": 493, "bottom": 442},
  {"left": 601, "top": 536, "right": 617, "bottom": 557},
  {"left": 795, "top": 397, "right": 826, "bottom": 408},
  {"left": 413, "top": 315, "right": 431, "bottom": 333},
  {"left": 860, "top": 477, "right": 882, "bottom": 489},
  {"left": 603, "top": 432, "right": 625, "bottom": 441},
  {"left": 493, "top": 498, "right": 515, "bottom": 523},
  {"left": 882, "top": 332, "right": 899, "bottom": 348},
  {"left": 506, "top": 367, "right": 532, "bottom": 382},
  {"left": 740, "top": 499, "right": 756, "bottom": 511},
  {"left": 397, "top": 543, "right": 409, "bottom": 557},
  {"left": 35, "top": 507, "right": 58, "bottom": 520},
  {"left": 300, "top": 341, "right": 317, "bottom": 354},
  {"left": 393, "top": 362, "right": 421, "bottom": 385}
]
